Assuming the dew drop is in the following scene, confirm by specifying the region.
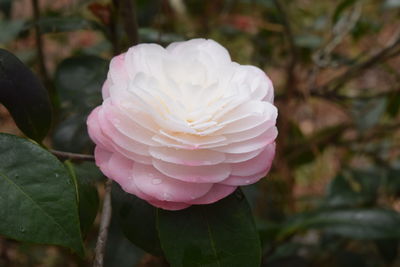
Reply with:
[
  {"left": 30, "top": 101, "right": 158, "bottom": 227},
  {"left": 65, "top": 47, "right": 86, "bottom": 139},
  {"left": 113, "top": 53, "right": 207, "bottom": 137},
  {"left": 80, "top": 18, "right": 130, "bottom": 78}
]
[
  {"left": 152, "top": 178, "right": 162, "bottom": 185},
  {"left": 55, "top": 173, "right": 59, "bottom": 178},
  {"left": 245, "top": 180, "right": 251, "bottom": 184},
  {"left": 19, "top": 227, "right": 26, "bottom": 233},
  {"left": 162, "top": 192, "right": 171, "bottom": 201}
]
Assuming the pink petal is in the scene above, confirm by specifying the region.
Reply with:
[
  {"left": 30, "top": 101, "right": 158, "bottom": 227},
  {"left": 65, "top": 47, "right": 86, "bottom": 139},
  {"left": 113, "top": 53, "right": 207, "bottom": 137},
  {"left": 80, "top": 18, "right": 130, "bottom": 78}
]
[
  {"left": 185, "top": 184, "right": 237, "bottom": 205},
  {"left": 132, "top": 163, "right": 213, "bottom": 202},
  {"left": 230, "top": 143, "right": 275, "bottom": 176},
  {"left": 148, "top": 199, "right": 191, "bottom": 211},
  {"left": 213, "top": 127, "right": 277, "bottom": 154}
]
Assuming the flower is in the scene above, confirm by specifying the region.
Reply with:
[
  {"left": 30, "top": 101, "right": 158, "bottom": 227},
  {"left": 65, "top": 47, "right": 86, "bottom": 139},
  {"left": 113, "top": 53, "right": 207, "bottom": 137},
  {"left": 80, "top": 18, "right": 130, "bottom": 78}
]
[{"left": 87, "top": 39, "right": 278, "bottom": 210}]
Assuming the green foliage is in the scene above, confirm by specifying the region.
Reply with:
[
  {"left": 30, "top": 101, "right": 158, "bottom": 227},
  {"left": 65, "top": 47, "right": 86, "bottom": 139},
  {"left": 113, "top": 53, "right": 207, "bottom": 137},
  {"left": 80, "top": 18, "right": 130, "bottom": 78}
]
[
  {"left": 112, "top": 183, "right": 163, "bottom": 256},
  {"left": 0, "top": 134, "right": 84, "bottom": 256},
  {"left": 54, "top": 55, "right": 108, "bottom": 152},
  {"left": 65, "top": 161, "right": 100, "bottom": 237},
  {"left": 157, "top": 190, "right": 261, "bottom": 267},
  {"left": 0, "top": 49, "right": 52, "bottom": 143}
]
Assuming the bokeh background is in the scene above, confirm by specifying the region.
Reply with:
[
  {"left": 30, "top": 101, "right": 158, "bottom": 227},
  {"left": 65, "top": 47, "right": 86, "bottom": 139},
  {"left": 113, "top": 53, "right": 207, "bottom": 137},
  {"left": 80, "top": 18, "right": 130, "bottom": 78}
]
[{"left": 1, "top": 0, "right": 400, "bottom": 266}]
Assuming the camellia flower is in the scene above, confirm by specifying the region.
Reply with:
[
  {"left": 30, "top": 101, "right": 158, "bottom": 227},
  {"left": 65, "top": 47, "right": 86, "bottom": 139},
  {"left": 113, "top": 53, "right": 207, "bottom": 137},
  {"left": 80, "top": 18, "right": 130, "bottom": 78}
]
[{"left": 87, "top": 39, "right": 278, "bottom": 210}]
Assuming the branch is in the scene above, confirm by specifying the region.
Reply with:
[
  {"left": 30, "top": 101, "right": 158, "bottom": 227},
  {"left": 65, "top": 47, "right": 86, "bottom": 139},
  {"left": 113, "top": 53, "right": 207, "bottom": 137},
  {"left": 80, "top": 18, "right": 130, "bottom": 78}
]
[
  {"left": 315, "top": 27, "right": 400, "bottom": 94},
  {"left": 273, "top": 0, "right": 297, "bottom": 95},
  {"left": 50, "top": 149, "right": 95, "bottom": 162},
  {"left": 93, "top": 179, "right": 113, "bottom": 267},
  {"left": 119, "top": 0, "right": 139, "bottom": 46},
  {"left": 31, "top": 0, "right": 55, "bottom": 100}
]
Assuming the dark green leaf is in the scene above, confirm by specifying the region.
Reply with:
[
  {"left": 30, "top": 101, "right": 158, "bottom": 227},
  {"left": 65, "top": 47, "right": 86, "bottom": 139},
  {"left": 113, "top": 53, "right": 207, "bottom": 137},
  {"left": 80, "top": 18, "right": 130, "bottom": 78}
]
[
  {"left": 55, "top": 55, "right": 107, "bottom": 113},
  {"left": 386, "top": 92, "right": 400, "bottom": 118},
  {"left": 325, "top": 169, "right": 381, "bottom": 208},
  {"left": 53, "top": 113, "right": 93, "bottom": 153},
  {"left": 65, "top": 161, "right": 100, "bottom": 237},
  {"left": 0, "top": 134, "right": 84, "bottom": 256},
  {"left": 384, "top": 0, "right": 400, "bottom": 8},
  {"left": 0, "top": 0, "right": 12, "bottom": 18},
  {"left": 112, "top": 183, "right": 163, "bottom": 256},
  {"left": 27, "top": 16, "right": 103, "bottom": 34},
  {"left": 0, "top": 20, "right": 25, "bottom": 44},
  {"left": 280, "top": 209, "right": 400, "bottom": 240},
  {"left": 375, "top": 239, "right": 399, "bottom": 264},
  {"left": 352, "top": 97, "right": 387, "bottom": 131},
  {"left": 105, "top": 205, "right": 145, "bottom": 267},
  {"left": 0, "top": 49, "right": 52, "bottom": 142},
  {"left": 157, "top": 190, "right": 261, "bottom": 267}
]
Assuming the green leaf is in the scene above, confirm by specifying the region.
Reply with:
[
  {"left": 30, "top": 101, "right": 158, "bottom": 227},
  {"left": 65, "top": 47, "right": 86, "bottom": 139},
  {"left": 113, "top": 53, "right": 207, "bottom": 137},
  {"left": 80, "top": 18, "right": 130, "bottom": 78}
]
[
  {"left": 65, "top": 161, "right": 100, "bottom": 237},
  {"left": 112, "top": 183, "right": 163, "bottom": 256},
  {"left": 55, "top": 55, "right": 107, "bottom": 113},
  {"left": 53, "top": 113, "right": 93, "bottom": 153},
  {"left": 352, "top": 97, "right": 387, "bottom": 131},
  {"left": 157, "top": 190, "right": 261, "bottom": 267},
  {"left": 280, "top": 209, "right": 400, "bottom": 240},
  {"left": 0, "top": 49, "right": 52, "bottom": 142},
  {"left": 27, "top": 16, "right": 103, "bottom": 34},
  {"left": 0, "top": 134, "right": 84, "bottom": 256},
  {"left": 325, "top": 169, "right": 381, "bottom": 208},
  {"left": 0, "top": 19, "right": 25, "bottom": 44},
  {"left": 105, "top": 206, "right": 145, "bottom": 267},
  {"left": 374, "top": 239, "right": 399, "bottom": 264},
  {"left": 0, "top": 0, "right": 12, "bottom": 18},
  {"left": 386, "top": 92, "right": 400, "bottom": 118},
  {"left": 384, "top": 0, "right": 400, "bottom": 8}
]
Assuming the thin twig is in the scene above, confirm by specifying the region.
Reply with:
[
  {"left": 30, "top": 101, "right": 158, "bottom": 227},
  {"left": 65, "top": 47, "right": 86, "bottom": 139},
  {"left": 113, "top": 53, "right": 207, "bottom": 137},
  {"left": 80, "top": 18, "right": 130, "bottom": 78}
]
[
  {"left": 50, "top": 149, "right": 95, "bottom": 161},
  {"left": 315, "top": 26, "right": 400, "bottom": 94},
  {"left": 119, "top": 0, "right": 139, "bottom": 46},
  {"left": 31, "top": 0, "right": 55, "bottom": 100},
  {"left": 93, "top": 179, "right": 113, "bottom": 267}
]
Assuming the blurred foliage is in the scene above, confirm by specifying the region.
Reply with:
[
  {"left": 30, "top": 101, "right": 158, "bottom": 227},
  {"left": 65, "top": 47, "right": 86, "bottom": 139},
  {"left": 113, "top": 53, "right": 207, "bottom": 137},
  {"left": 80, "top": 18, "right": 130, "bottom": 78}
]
[{"left": 1, "top": 0, "right": 400, "bottom": 266}]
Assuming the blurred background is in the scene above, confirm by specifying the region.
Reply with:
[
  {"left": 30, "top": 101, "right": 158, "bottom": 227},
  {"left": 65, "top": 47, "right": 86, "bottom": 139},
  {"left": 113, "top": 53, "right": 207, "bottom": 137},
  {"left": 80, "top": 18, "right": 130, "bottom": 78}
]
[{"left": 1, "top": 0, "right": 400, "bottom": 266}]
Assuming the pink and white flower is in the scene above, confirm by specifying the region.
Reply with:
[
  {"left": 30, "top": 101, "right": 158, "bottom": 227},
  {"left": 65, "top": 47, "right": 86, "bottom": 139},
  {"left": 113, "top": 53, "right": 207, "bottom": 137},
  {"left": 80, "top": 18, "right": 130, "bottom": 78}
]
[{"left": 87, "top": 38, "right": 277, "bottom": 210}]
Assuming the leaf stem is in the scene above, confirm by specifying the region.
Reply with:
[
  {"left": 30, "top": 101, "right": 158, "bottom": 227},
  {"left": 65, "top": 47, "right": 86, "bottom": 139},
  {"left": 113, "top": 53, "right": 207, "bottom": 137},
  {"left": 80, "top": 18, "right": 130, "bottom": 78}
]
[{"left": 93, "top": 179, "right": 113, "bottom": 267}]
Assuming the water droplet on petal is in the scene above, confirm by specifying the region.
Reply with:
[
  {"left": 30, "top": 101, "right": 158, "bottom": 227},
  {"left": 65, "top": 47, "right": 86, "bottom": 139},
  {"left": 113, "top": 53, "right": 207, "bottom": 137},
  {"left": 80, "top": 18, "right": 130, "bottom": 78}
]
[
  {"left": 162, "top": 192, "right": 171, "bottom": 201},
  {"left": 245, "top": 180, "right": 251, "bottom": 184},
  {"left": 152, "top": 178, "right": 162, "bottom": 185}
]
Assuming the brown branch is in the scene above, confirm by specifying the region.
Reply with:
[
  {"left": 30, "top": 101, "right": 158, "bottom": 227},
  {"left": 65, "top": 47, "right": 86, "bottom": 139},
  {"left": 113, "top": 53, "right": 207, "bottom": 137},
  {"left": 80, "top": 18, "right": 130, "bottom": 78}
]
[
  {"left": 315, "top": 27, "right": 400, "bottom": 94},
  {"left": 119, "top": 0, "right": 139, "bottom": 46},
  {"left": 31, "top": 0, "right": 55, "bottom": 100},
  {"left": 50, "top": 149, "right": 95, "bottom": 162},
  {"left": 93, "top": 179, "right": 113, "bottom": 267}
]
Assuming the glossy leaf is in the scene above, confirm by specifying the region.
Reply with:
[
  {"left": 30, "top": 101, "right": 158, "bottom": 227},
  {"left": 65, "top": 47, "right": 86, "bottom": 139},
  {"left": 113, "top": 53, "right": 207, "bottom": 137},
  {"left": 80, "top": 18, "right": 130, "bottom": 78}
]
[
  {"left": 0, "top": 0, "right": 12, "bottom": 18},
  {"left": 280, "top": 209, "right": 400, "bottom": 240},
  {"left": 53, "top": 113, "right": 93, "bottom": 153},
  {"left": 112, "top": 183, "right": 163, "bottom": 256},
  {"left": 65, "top": 161, "right": 100, "bottom": 237},
  {"left": 157, "top": 190, "right": 261, "bottom": 267},
  {"left": 0, "top": 49, "right": 52, "bottom": 142},
  {"left": 0, "top": 134, "right": 84, "bottom": 256},
  {"left": 55, "top": 55, "right": 107, "bottom": 113},
  {"left": 104, "top": 206, "right": 145, "bottom": 267},
  {"left": 31, "top": 16, "right": 103, "bottom": 34}
]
